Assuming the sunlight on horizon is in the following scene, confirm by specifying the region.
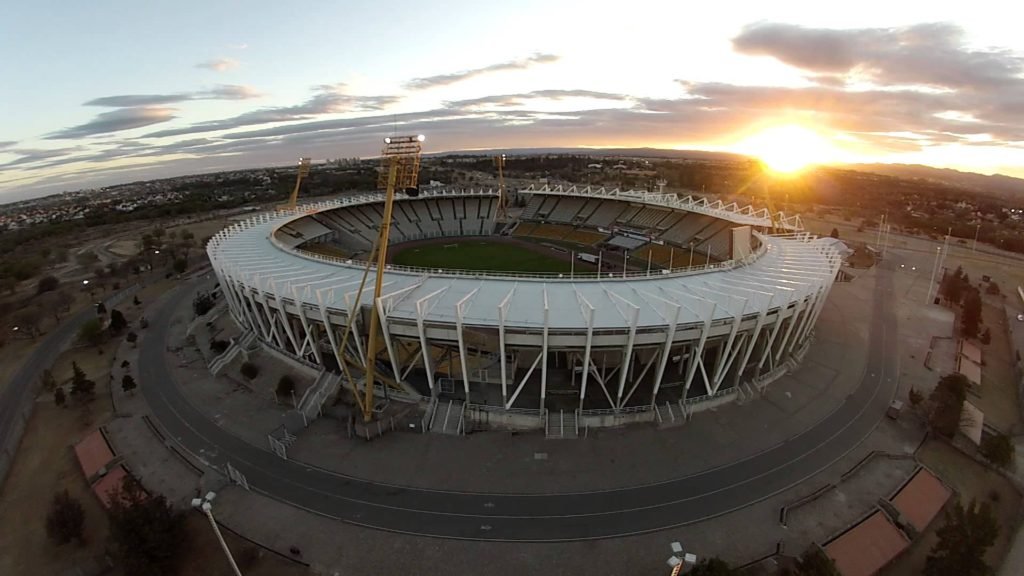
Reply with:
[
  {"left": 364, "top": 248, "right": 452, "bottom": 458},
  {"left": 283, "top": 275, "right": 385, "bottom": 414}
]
[{"left": 733, "top": 125, "right": 842, "bottom": 174}]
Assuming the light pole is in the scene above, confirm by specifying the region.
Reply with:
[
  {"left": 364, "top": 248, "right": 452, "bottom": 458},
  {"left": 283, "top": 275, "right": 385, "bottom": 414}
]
[
  {"left": 926, "top": 246, "right": 942, "bottom": 304},
  {"left": 191, "top": 492, "right": 243, "bottom": 576}
]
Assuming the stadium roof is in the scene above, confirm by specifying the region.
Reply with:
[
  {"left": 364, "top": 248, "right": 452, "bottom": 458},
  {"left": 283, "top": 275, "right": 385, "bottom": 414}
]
[{"left": 209, "top": 189, "right": 839, "bottom": 332}]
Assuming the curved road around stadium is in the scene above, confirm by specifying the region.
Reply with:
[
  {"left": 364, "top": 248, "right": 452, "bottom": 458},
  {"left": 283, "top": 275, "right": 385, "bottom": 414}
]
[{"left": 140, "top": 261, "right": 898, "bottom": 542}]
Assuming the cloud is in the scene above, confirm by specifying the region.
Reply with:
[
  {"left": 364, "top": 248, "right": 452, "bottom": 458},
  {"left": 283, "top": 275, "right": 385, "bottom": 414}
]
[
  {"left": 733, "top": 22, "right": 1024, "bottom": 91},
  {"left": 144, "top": 83, "right": 401, "bottom": 138},
  {"left": 45, "top": 107, "right": 178, "bottom": 139},
  {"left": 446, "top": 90, "right": 631, "bottom": 110},
  {"left": 0, "top": 146, "right": 83, "bottom": 168},
  {"left": 404, "top": 53, "right": 559, "bottom": 90},
  {"left": 0, "top": 141, "right": 17, "bottom": 150},
  {"left": 195, "top": 57, "right": 240, "bottom": 72},
  {"left": 84, "top": 84, "right": 262, "bottom": 107}
]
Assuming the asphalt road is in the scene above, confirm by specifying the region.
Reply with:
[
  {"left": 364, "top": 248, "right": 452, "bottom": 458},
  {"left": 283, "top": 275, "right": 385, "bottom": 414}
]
[
  {"left": 140, "top": 262, "right": 899, "bottom": 542},
  {"left": 0, "top": 301, "right": 102, "bottom": 482}
]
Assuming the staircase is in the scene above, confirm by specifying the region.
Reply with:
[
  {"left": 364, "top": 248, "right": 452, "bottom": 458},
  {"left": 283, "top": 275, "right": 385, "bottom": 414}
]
[
  {"left": 654, "top": 400, "right": 689, "bottom": 428},
  {"left": 429, "top": 399, "right": 465, "bottom": 435},
  {"left": 545, "top": 409, "right": 579, "bottom": 439}
]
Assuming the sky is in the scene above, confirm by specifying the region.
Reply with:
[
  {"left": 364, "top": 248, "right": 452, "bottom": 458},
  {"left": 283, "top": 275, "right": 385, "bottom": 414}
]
[{"left": 2, "top": 0, "right": 1023, "bottom": 201}]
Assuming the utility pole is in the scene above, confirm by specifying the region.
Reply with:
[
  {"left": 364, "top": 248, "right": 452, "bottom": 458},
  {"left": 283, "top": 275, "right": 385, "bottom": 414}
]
[{"left": 972, "top": 223, "right": 980, "bottom": 254}]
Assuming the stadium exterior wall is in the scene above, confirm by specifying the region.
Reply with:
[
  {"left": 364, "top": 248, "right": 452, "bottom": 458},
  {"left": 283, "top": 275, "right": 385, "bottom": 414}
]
[{"left": 207, "top": 187, "right": 843, "bottom": 421}]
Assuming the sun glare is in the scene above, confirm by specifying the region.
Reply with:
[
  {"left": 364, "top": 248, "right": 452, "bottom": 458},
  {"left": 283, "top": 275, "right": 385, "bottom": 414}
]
[{"left": 736, "top": 125, "right": 835, "bottom": 174}]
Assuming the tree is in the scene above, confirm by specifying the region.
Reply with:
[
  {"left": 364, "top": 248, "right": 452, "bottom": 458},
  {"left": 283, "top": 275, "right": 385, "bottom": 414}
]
[
  {"left": 829, "top": 227, "right": 839, "bottom": 239},
  {"left": 95, "top": 302, "right": 107, "bottom": 316},
  {"left": 277, "top": 374, "right": 296, "bottom": 402},
  {"left": 689, "top": 557, "right": 738, "bottom": 575},
  {"left": 78, "top": 318, "right": 105, "bottom": 347},
  {"left": 925, "top": 499, "right": 999, "bottom": 576},
  {"left": 45, "top": 490, "right": 85, "bottom": 545},
  {"left": 70, "top": 361, "right": 96, "bottom": 399},
  {"left": 180, "top": 229, "right": 194, "bottom": 243},
  {"left": 36, "top": 275, "right": 59, "bottom": 294},
  {"left": 980, "top": 327, "right": 991, "bottom": 345},
  {"left": 54, "top": 386, "right": 66, "bottom": 407},
  {"left": 126, "top": 331, "right": 138, "bottom": 347},
  {"left": 980, "top": 433, "right": 1014, "bottom": 469},
  {"left": 986, "top": 281, "right": 1001, "bottom": 295},
  {"left": 40, "top": 368, "right": 57, "bottom": 390},
  {"left": 121, "top": 374, "right": 137, "bottom": 395},
  {"left": 107, "top": 476, "right": 186, "bottom": 576},
  {"left": 929, "top": 373, "right": 969, "bottom": 438},
  {"left": 961, "top": 287, "right": 983, "bottom": 338},
  {"left": 108, "top": 308, "right": 128, "bottom": 334},
  {"left": 792, "top": 547, "right": 840, "bottom": 576},
  {"left": 192, "top": 291, "right": 214, "bottom": 317},
  {"left": 132, "top": 295, "right": 141, "bottom": 306},
  {"left": 240, "top": 361, "right": 259, "bottom": 381},
  {"left": 172, "top": 258, "right": 187, "bottom": 274}
]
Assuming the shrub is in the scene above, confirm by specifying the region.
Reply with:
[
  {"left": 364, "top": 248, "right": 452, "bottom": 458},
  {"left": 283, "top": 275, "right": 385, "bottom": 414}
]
[
  {"left": 909, "top": 388, "right": 924, "bottom": 406},
  {"left": 36, "top": 275, "right": 60, "bottom": 294},
  {"left": 45, "top": 490, "right": 85, "bottom": 545},
  {"left": 126, "top": 331, "right": 138, "bottom": 347},
  {"left": 240, "top": 361, "right": 259, "bottom": 381},
  {"left": 979, "top": 433, "right": 1014, "bottom": 468},
  {"left": 277, "top": 375, "right": 296, "bottom": 399},
  {"left": 209, "top": 339, "right": 229, "bottom": 354}
]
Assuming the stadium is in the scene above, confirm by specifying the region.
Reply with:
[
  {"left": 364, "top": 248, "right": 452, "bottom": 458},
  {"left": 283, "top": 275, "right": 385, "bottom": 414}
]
[{"left": 207, "top": 184, "right": 844, "bottom": 431}]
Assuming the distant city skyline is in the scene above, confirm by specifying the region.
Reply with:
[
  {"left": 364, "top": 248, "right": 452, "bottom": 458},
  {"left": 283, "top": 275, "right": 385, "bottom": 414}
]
[{"left": 2, "top": 0, "right": 1023, "bottom": 200}]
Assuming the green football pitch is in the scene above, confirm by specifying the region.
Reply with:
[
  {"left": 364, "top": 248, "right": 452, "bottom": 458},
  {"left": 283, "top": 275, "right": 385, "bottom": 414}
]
[{"left": 391, "top": 240, "right": 573, "bottom": 274}]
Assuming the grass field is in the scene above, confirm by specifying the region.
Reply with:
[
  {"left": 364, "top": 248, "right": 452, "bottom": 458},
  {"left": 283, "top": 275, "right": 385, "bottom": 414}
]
[{"left": 392, "top": 240, "right": 574, "bottom": 274}]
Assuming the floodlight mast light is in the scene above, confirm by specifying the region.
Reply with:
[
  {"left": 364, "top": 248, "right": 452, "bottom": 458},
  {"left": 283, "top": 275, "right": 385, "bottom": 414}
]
[{"left": 352, "top": 133, "right": 425, "bottom": 423}]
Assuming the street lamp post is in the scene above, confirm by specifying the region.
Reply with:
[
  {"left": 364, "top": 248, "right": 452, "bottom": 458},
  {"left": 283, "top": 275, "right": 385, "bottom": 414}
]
[
  {"left": 191, "top": 492, "right": 243, "bottom": 576},
  {"left": 926, "top": 246, "right": 942, "bottom": 304}
]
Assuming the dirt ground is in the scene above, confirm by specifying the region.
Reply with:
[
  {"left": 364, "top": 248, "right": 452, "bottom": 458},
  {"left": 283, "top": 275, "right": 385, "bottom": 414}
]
[
  {"left": 177, "top": 514, "right": 309, "bottom": 576},
  {"left": 0, "top": 346, "right": 115, "bottom": 576},
  {"left": 882, "top": 440, "right": 1022, "bottom": 575},
  {"left": 973, "top": 300, "right": 1021, "bottom": 433}
]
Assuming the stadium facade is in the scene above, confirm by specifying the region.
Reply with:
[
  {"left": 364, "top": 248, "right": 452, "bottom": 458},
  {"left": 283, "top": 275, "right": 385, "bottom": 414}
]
[{"left": 208, "top": 185, "right": 843, "bottom": 427}]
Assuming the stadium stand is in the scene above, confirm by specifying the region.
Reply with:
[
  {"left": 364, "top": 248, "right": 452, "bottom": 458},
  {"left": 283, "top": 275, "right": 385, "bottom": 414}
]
[
  {"left": 660, "top": 213, "right": 717, "bottom": 245},
  {"left": 563, "top": 228, "right": 608, "bottom": 245},
  {"left": 584, "top": 200, "right": 628, "bottom": 227}
]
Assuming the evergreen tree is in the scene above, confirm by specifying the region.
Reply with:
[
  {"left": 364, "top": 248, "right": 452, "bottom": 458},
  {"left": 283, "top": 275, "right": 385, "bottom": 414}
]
[
  {"left": 925, "top": 500, "right": 999, "bottom": 576},
  {"left": 108, "top": 309, "right": 127, "bottom": 334},
  {"left": 121, "top": 374, "right": 137, "bottom": 395},
  {"left": 929, "top": 373, "right": 968, "bottom": 437},
  {"left": 54, "top": 386, "right": 66, "bottom": 407},
  {"left": 70, "top": 361, "right": 96, "bottom": 399},
  {"left": 107, "top": 476, "right": 186, "bottom": 576}
]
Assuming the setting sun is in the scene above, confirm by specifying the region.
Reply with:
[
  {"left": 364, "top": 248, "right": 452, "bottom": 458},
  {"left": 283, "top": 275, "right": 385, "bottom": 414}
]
[{"left": 735, "top": 125, "right": 837, "bottom": 174}]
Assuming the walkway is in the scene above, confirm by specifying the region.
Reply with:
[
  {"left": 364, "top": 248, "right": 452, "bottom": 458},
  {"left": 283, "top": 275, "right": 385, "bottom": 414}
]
[{"left": 136, "top": 258, "right": 901, "bottom": 542}]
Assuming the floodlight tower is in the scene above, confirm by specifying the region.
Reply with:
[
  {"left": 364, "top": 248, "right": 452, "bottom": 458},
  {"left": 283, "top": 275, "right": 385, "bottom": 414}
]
[
  {"left": 759, "top": 166, "right": 784, "bottom": 234},
  {"left": 280, "top": 157, "right": 312, "bottom": 210},
  {"left": 361, "top": 134, "right": 423, "bottom": 422},
  {"left": 493, "top": 154, "right": 509, "bottom": 221}
]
